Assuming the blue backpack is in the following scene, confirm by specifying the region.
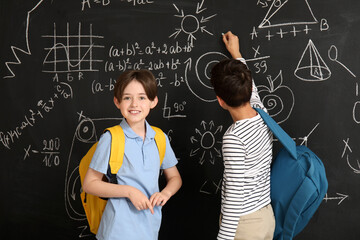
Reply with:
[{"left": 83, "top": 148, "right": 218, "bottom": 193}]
[{"left": 255, "top": 108, "right": 328, "bottom": 240}]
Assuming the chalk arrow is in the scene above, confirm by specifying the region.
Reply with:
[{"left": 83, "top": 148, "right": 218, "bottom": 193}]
[
  {"left": 190, "top": 136, "right": 198, "bottom": 143},
  {"left": 196, "top": 0, "right": 206, "bottom": 14},
  {"left": 323, "top": 193, "right": 349, "bottom": 205},
  {"left": 200, "top": 121, "right": 207, "bottom": 130},
  {"left": 200, "top": 14, "right": 217, "bottom": 23},
  {"left": 214, "top": 126, "right": 223, "bottom": 135},
  {"left": 190, "top": 148, "right": 199, "bottom": 157}
]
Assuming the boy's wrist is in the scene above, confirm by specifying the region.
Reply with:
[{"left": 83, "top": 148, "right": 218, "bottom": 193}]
[
  {"left": 232, "top": 52, "right": 242, "bottom": 59},
  {"left": 125, "top": 185, "right": 135, "bottom": 198},
  {"left": 161, "top": 189, "right": 172, "bottom": 198}
]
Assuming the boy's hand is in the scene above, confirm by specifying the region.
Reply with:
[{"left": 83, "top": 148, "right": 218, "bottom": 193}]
[
  {"left": 150, "top": 191, "right": 171, "bottom": 207},
  {"left": 128, "top": 187, "right": 154, "bottom": 214},
  {"left": 222, "top": 31, "right": 242, "bottom": 59}
]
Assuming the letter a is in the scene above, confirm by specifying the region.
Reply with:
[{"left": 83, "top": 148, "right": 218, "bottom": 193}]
[{"left": 82, "top": 0, "right": 91, "bottom": 11}]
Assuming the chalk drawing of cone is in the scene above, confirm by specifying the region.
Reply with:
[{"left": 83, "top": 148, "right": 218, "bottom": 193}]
[{"left": 294, "top": 39, "right": 331, "bottom": 81}]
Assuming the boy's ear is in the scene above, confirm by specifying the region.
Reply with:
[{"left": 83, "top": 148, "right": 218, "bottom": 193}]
[
  {"left": 150, "top": 96, "right": 158, "bottom": 109},
  {"left": 216, "top": 96, "right": 227, "bottom": 110},
  {"left": 114, "top": 96, "right": 121, "bottom": 109}
]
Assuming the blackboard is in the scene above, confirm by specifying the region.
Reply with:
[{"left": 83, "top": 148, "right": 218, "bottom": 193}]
[{"left": 1, "top": 0, "right": 360, "bottom": 239}]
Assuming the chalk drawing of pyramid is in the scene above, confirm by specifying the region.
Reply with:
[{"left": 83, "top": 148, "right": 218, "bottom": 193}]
[
  {"left": 259, "top": 0, "right": 318, "bottom": 28},
  {"left": 294, "top": 39, "right": 331, "bottom": 82}
]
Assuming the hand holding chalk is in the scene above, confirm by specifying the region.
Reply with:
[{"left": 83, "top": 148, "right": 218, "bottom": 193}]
[{"left": 222, "top": 31, "right": 242, "bottom": 59}]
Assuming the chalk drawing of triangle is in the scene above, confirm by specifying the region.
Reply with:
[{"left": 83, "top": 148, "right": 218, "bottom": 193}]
[
  {"left": 259, "top": 0, "right": 318, "bottom": 28},
  {"left": 294, "top": 39, "right": 331, "bottom": 82}
]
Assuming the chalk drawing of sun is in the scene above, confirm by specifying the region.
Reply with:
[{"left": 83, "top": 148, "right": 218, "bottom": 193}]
[
  {"left": 169, "top": 0, "right": 217, "bottom": 47},
  {"left": 190, "top": 120, "right": 223, "bottom": 165}
]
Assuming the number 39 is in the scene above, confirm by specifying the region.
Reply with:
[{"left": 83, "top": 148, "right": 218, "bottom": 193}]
[{"left": 254, "top": 60, "right": 268, "bottom": 74}]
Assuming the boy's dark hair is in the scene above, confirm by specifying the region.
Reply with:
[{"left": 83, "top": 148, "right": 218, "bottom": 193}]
[
  {"left": 210, "top": 58, "right": 252, "bottom": 107},
  {"left": 114, "top": 69, "right": 157, "bottom": 101}
]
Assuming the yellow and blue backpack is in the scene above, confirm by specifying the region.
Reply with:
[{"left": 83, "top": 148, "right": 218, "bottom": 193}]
[{"left": 79, "top": 125, "right": 166, "bottom": 234}]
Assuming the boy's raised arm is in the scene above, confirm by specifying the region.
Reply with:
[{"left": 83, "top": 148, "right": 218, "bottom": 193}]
[
  {"left": 222, "top": 31, "right": 242, "bottom": 59},
  {"left": 222, "top": 31, "right": 266, "bottom": 110}
]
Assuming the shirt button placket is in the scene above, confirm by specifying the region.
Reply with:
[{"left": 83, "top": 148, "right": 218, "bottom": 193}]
[{"left": 137, "top": 138, "right": 145, "bottom": 165}]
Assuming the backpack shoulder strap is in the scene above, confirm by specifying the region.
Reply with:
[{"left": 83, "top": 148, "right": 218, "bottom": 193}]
[
  {"left": 79, "top": 142, "right": 98, "bottom": 185},
  {"left": 105, "top": 125, "right": 125, "bottom": 175},
  {"left": 151, "top": 126, "right": 166, "bottom": 166},
  {"left": 254, "top": 108, "right": 297, "bottom": 159}
]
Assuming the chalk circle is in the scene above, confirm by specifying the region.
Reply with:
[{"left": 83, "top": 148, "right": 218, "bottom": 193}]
[
  {"left": 201, "top": 131, "right": 215, "bottom": 150},
  {"left": 75, "top": 118, "right": 96, "bottom": 143},
  {"left": 353, "top": 101, "right": 360, "bottom": 124},
  {"left": 195, "top": 52, "right": 228, "bottom": 89},
  {"left": 181, "top": 15, "right": 199, "bottom": 35},
  {"left": 274, "top": 0, "right": 282, "bottom": 8},
  {"left": 294, "top": 66, "right": 331, "bottom": 81},
  {"left": 185, "top": 52, "right": 228, "bottom": 102},
  {"left": 328, "top": 45, "right": 338, "bottom": 61}
]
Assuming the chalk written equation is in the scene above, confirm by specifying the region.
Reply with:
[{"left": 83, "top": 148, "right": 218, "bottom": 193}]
[
  {"left": 24, "top": 138, "right": 61, "bottom": 167},
  {"left": 0, "top": 83, "right": 73, "bottom": 150},
  {"left": 81, "top": 0, "right": 155, "bottom": 11},
  {"left": 106, "top": 42, "right": 193, "bottom": 72},
  {"left": 103, "top": 41, "right": 194, "bottom": 90},
  {"left": 105, "top": 58, "right": 183, "bottom": 73},
  {"left": 108, "top": 42, "right": 193, "bottom": 57}
]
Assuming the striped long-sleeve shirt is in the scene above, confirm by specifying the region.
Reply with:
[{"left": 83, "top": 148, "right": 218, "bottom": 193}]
[{"left": 217, "top": 58, "right": 273, "bottom": 240}]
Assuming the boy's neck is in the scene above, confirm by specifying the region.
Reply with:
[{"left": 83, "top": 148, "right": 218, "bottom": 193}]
[
  {"left": 126, "top": 120, "right": 146, "bottom": 140},
  {"left": 228, "top": 102, "right": 257, "bottom": 122}
]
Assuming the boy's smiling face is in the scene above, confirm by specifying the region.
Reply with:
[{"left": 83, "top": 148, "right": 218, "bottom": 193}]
[{"left": 114, "top": 79, "right": 158, "bottom": 128}]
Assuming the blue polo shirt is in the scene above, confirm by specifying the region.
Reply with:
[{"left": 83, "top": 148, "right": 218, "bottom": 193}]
[{"left": 89, "top": 119, "right": 178, "bottom": 240}]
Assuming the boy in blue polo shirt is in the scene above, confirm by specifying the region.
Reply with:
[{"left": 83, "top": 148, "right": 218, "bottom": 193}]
[{"left": 83, "top": 69, "right": 182, "bottom": 240}]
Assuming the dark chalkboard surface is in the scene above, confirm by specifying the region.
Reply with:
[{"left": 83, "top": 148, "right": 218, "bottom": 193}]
[{"left": 1, "top": 0, "right": 360, "bottom": 239}]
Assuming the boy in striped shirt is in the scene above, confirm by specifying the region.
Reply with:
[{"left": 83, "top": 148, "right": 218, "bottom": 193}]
[{"left": 210, "top": 31, "right": 275, "bottom": 240}]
